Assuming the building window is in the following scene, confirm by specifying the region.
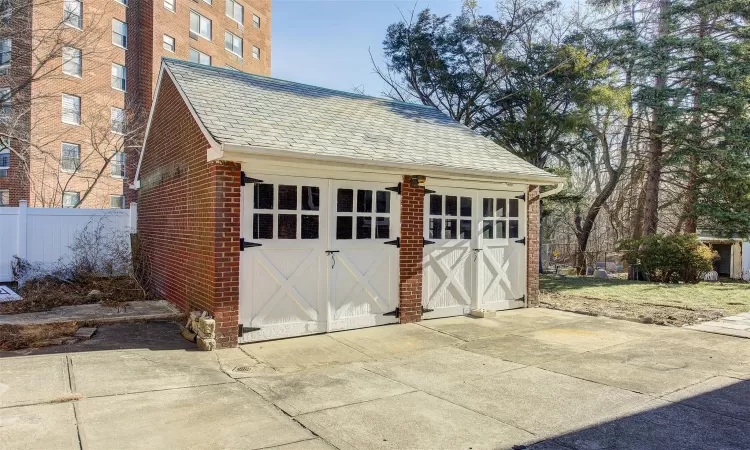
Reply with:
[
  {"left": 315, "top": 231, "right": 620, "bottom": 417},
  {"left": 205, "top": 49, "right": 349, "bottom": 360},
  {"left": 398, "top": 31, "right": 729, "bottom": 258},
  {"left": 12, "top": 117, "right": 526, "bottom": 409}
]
[
  {"left": 164, "top": 0, "right": 175, "bottom": 12},
  {"left": 163, "top": 34, "right": 175, "bottom": 52},
  {"left": 0, "top": 147, "right": 9, "bottom": 178},
  {"left": 0, "top": 87, "right": 9, "bottom": 120},
  {"left": 112, "top": 19, "right": 127, "bottom": 48},
  {"left": 61, "top": 143, "right": 80, "bottom": 172},
  {"left": 224, "top": 31, "right": 242, "bottom": 57},
  {"left": 0, "top": 189, "right": 8, "bottom": 206},
  {"left": 63, "top": 0, "right": 82, "bottom": 29},
  {"left": 111, "top": 63, "right": 126, "bottom": 91},
  {"left": 189, "top": 11, "right": 211, "bottom": 40},
  {"left": 252, "top": 45, "right": 260, "bottom": 60},
  {"left": 203, "top": 0, "right": 211, "bottom": 5},
  {"left": 189, "top": 48, "right": 210, "bottom": 66},
  {"left": 62, "top": 46, "right": 81, "bottom": 77},
  {"left": 253, "top": 14, "right": 260, "bottom": 28},
  {"left": 111, "top": 151, "right": 125, "bottom": 177},
  {"left": 0, "top": 0, "right": 11, "bottom": 25},
  {"left": 61, "top": 94, "right": 81, "bottom": 125},
  {"left": 110, "top": 195, "right": 125, "bottom": 209},
  {"left": 115, "top": 0, "right": 127, "bottom": 6},
  {"left": 111, "top": 107, "right": 125, "bottom": 134},
  {"left": 62, "top": 191, "right": 80, "bottom": 208},
  {"left": 226, "top": 0, "right": 242, "bottom": 24},
  {"left": 0, "top": 39, "right": 10, "bottom": 75}
]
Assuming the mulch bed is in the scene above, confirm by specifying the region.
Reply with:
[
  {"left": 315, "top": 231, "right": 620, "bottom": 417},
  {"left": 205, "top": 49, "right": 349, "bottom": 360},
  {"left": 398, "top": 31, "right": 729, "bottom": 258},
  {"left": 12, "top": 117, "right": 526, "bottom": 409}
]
[
  {"left": 0, "top": 322, "right": 79, "bottom": 351},
  {"left": 0, "top": 276, "right": 150, "bottom": 315}
]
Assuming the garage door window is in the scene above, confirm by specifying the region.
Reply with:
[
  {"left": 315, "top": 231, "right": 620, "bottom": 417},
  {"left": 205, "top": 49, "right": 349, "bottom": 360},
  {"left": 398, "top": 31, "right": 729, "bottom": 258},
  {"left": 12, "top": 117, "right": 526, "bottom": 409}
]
[
  {"left": 427, "top": 194, "right": 472, "bottom": 240},
  {"left": 336, "top": 188, "right": 391, "bottom": 240},
  {"left": 253, "top": 183, "right": 320, "bottom": 240},
  {"left": 482, "top": 197, "right": 519, "bottom": 239}
]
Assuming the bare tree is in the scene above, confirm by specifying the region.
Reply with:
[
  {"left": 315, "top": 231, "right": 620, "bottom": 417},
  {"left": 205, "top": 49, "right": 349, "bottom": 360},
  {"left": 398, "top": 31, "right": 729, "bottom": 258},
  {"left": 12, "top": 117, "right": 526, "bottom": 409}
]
[{"left": 0, "top": 0, "right": 139, "bottom": 207}]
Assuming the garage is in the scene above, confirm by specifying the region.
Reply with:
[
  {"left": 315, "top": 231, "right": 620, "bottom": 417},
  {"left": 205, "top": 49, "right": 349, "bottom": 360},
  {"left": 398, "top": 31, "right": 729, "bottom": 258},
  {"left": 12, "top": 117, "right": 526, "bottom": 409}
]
[
  {"left": 134, "top": 59, "right": 563, "bottom": 347},
  {"left": 239, "top": 175, "right": 401, "bottom": 341},
  {"left": 423, "top": 189, "right": 527, "bottom": 319}
]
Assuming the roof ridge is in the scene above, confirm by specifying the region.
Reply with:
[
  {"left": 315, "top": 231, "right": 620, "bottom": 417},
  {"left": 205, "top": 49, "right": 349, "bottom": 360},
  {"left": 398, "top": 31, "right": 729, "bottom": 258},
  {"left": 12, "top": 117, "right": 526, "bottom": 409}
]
[{"left": 162, "top": 57, "right": 438, "bottom": 111}]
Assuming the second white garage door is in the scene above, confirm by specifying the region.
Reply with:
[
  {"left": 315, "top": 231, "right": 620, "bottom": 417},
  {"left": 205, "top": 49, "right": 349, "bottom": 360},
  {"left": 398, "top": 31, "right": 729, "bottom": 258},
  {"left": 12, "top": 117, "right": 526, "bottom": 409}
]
[
  {"left": 422, "top": 188, "right": 527, "bottom": 319},
  {"left": 239, "top": 175, "right": 400, "bottom": 342}
]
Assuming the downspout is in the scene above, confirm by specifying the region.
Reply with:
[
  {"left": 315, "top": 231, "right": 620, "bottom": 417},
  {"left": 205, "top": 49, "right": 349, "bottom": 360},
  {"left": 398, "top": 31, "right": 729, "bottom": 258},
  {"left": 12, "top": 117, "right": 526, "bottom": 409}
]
[{"left": 537, "top": 182, "right": 566, "bottom": 274}]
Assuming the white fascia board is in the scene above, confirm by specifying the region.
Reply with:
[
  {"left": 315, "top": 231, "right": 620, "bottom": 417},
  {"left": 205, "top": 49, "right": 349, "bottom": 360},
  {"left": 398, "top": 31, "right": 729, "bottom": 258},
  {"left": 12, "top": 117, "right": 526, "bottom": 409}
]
[
  {"left": 132, "top": 63, "right": 222, "bottom": 190},
  {"left": 218, "top": 143, "right": 564, "bottom": 186}
]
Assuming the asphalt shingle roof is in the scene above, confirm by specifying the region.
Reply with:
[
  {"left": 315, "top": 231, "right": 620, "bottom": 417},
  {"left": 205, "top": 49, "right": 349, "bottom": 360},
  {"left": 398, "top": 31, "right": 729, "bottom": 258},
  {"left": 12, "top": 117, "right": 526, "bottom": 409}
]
[{"left": 163, "top": 59, "right": 558, "bottom": 182}]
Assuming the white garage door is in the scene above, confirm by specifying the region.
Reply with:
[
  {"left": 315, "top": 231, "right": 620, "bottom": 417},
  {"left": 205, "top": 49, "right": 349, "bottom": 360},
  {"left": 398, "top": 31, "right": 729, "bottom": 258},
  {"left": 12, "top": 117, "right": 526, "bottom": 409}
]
[
  {"left": 239, "top": 174, "right": 400, "bottom": 342},
  {"left": 423, "top": 189, "right": 526, "bottom": 319}
]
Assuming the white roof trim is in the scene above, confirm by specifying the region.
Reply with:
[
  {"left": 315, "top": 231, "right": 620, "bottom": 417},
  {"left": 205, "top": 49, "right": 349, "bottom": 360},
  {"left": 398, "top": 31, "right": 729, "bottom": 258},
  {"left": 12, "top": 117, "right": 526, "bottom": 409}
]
[
  {"left": 133, "top": 63, "right": 221, "bottom": 190},
  {"left": 219, "top": 143, "right": 564, "bottom": 185}
]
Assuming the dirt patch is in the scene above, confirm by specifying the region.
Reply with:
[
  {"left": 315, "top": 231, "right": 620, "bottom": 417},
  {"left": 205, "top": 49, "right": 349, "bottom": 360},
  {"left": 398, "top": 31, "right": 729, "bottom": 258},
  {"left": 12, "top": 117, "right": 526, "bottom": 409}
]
[
  {"left": 0, "top": 322, "right": 79, "bottom": 351},
  {"left": 539, "top": 292, "right": 726, "bottom": 327},
  {"left": 0, "top": 275, "right": 150, "bottom": 315}
]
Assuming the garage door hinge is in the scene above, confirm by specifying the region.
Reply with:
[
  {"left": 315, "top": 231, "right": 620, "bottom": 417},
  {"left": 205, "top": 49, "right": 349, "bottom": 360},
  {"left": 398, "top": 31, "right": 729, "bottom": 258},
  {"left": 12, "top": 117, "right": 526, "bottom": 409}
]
[
  {"left": 383, "top": 307, "right": 399, "bottom": 317},
  {"left": 240, "top": 238, "right": 262, "bottom": 250},
  {"left": 423, "top": 239, "right": 435, "bottom": 246},
  {"left": 238, "top": 324, "right": 261, "bottom": 336},
  {"left": 421, "top": 306, "right": 434, "bottom": 314},
  {"left": 240, "top": 172, "right": 263, "bottom": 186},
  {"left": 423, "top": 188, "right": 436, "bottom": 195},
  {"left": 517, "top": 295, "right": 526, "bottom": 303},
  {"left": 514, "top": 193, "right": 526, "bottom": 201},
  {"left": 515, "top": 237, "right": 526, "bottom": 245},
  {"left": 384, "top": 237, "right": 400, "bottom": 248},
  {"left": 385, "top": 183, "right": 401, "bottom": 195}
]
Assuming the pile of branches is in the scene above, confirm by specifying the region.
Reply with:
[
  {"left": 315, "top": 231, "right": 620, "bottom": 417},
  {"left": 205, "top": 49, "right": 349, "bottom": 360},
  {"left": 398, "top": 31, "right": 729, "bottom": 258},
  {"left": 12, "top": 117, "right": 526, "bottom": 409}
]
[{"left": 2, "top": 217, "right": 152, "bottom": 315}]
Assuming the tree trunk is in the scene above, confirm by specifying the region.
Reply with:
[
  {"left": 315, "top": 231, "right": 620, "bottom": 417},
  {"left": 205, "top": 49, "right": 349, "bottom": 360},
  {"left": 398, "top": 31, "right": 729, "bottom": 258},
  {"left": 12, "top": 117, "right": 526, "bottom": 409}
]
[
  {"left": 642, "top": 0, "right": 671, "bottom": 236},
  {"left": 683, "top": 154, "right": 699, "bottom": 233},
  {"left": 682, "top": 14, "right": 707, "bottom": 235}
]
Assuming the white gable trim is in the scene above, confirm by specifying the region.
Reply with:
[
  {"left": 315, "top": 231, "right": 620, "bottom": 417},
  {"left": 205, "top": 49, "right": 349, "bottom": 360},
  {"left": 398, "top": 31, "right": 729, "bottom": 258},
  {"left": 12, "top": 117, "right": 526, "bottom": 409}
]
[{"left": 132, "top": 63, "right": 221, "bottom": 190}]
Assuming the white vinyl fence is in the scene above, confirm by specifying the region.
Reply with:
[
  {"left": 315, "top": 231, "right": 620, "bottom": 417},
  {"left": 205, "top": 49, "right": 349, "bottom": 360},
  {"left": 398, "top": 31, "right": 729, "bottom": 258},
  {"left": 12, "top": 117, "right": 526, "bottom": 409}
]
[{"left": 0, "top": 201, "right": 137, "bottom": 282}]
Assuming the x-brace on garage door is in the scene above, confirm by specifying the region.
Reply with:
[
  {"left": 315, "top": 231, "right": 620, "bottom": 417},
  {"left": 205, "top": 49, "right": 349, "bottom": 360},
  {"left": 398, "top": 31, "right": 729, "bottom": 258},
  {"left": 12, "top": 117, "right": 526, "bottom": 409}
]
[
  {"left": 238, "top": 174, "right": 401, "bottom": 342},
  {"left": 422, "top": 188, "right": 527, "bottom": 319}
]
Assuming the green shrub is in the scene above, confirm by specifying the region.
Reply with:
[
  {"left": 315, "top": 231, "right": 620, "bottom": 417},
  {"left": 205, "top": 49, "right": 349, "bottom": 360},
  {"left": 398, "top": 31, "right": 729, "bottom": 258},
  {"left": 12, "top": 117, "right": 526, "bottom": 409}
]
[{"left": 618, "top": 234, "right": 717, "bottom": 283}]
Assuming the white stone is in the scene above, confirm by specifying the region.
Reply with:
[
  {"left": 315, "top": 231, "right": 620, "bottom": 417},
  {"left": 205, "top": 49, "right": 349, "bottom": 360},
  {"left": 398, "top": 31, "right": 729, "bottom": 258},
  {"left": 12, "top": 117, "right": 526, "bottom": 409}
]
[
  {"left": 198, "top": 317, "right": 216, "bottom": 337},
  {"left": 593, "top": 269, "right": 608, "bottom": 279},
  {"left": 197, "top": 337, "right": 216, "bottom": 351},
  {"left": 470, "top": 309, "right": 496, "bottom": 318}
]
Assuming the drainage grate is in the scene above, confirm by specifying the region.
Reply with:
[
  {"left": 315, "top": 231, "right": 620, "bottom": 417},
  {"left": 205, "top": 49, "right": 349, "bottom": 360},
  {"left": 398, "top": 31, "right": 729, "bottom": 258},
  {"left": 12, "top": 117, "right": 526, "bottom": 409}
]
[{"left": 234, "top": 365, "right": 253, "bottom": 372}]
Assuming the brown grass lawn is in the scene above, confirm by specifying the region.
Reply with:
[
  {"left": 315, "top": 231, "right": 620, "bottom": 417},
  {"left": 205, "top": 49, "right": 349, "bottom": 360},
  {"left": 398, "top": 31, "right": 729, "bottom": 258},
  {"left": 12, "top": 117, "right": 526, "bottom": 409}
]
[{"left": 540, "top": 275, "right": 750, "bottom": 326}]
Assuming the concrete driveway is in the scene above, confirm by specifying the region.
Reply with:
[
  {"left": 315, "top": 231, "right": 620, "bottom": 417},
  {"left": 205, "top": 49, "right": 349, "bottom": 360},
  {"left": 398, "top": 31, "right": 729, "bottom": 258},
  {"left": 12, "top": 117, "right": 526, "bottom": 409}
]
[{"left": 1, "top": 309, "right": 749, "bottom": 449}]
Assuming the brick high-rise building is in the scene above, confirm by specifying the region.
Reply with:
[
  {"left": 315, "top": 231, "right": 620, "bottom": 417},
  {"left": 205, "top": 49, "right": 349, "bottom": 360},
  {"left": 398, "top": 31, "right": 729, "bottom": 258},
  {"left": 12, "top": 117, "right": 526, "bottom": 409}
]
[{"left": 0, "top": 0, "right": 270, "bottom": 208}]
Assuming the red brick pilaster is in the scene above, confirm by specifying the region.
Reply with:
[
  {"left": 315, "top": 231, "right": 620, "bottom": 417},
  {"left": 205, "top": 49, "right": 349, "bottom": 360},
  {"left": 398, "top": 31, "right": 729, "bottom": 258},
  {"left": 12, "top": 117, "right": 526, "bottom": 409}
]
[
  {"left": 211, "top": 161, "right": 241, "bottom": 347},
  {"left": 399, "top": 175, "right": 424, "bottom": 323},
  {"left": 526, "top": 185, "right": 541, "bottom": 306}
]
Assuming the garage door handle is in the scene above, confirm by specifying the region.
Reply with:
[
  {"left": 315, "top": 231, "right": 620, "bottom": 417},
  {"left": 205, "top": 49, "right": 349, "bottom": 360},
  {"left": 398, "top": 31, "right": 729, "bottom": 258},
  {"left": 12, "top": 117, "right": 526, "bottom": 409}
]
[
  {"left": 384, "top": 238, "right": 400, "bottom": 248},
  {"left": 240, "top": 238, "right": 262, "bottom": 250}
]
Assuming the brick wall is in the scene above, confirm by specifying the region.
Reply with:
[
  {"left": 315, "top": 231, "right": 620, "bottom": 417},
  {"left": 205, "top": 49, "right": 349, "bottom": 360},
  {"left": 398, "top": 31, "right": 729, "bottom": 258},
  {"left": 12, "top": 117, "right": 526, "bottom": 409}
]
[
  {"left": 26, "top": 0, "right": 127, "bottom": 208},
  {"left": 526, "top": 185, "right": 541, "bottom": 306},
  {"left": 124, "top": 0, "right": 272, "bottom": 207},
  {"left": 137, "top": 73, "right": 240, "bottom": 347},
  {"left": 209, "top": 161, "right": 241, "bottom": 347},
  {"left": 399, "top": 175, "right": 424, "bottom": 323}
]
